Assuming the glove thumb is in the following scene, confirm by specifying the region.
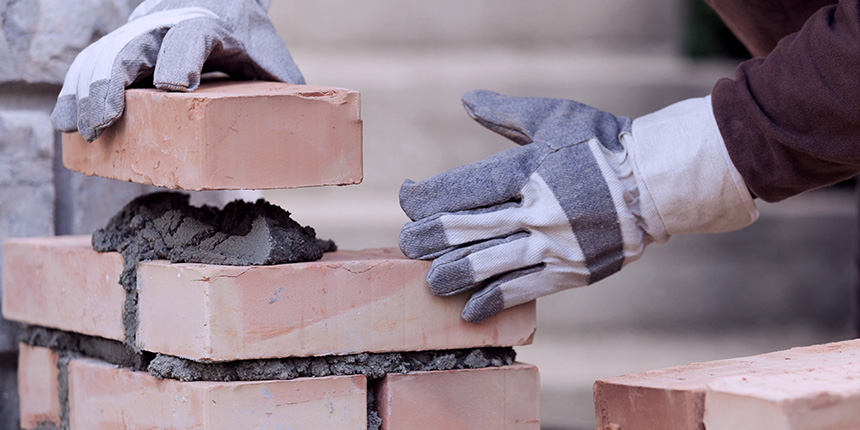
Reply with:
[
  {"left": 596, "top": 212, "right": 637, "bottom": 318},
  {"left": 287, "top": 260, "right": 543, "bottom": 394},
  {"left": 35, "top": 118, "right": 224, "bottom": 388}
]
[{"left": 462, "top": 90, "right": 630, "bottom": 150}]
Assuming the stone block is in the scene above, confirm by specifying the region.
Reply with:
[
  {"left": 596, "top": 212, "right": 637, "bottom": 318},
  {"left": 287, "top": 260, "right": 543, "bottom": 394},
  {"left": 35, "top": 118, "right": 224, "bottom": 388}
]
[
  {"left": 68, "top": 356, "right": 367, "bottom": 429},
  {"left": 0, "top": 0, "right": 142, "bottom": 84},
  {"left": 18, "top": 343, "right": 61, "bottom": 429},
  {"left": 377, "top": 363, "right": 540, "bottom": 429},
  {"left": 2, "top": 236, "right": 125, "bottom": 342},
  {"left": 0, "top": 110, "right": 55, "bottom": 352},
  {"left": 593, "top": 339, "right": 860, "bottom": 430},
  {"left": 62, "top": 81, "right": 363, "bottom": 191},
  {"left": 2, "top": 236, "right": 536, "bottom": 361}
]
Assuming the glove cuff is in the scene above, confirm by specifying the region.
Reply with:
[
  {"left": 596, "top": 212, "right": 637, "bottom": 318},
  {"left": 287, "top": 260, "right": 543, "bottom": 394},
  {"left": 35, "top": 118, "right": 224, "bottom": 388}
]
[{"left": 630, "top": 95, "right": 759, "bottom": 236}]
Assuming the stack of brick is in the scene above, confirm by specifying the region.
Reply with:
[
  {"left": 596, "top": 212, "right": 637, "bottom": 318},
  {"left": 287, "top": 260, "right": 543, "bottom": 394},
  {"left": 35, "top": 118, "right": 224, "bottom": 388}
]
[
  {"left": 3, "top": 82, "right": 541, "bottom": 429},
  {"left": 594, "top": 338, "right": 860, "bottom": 429}
]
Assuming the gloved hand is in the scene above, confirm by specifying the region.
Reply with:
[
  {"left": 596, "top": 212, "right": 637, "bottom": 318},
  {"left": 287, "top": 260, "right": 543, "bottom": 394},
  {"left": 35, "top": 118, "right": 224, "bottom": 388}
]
[
  {"left": 399, "top": 90, "right": 759, "bottom": 322},
  {"left": 51, "top": 0, "right": 304, "bottom": 142}
]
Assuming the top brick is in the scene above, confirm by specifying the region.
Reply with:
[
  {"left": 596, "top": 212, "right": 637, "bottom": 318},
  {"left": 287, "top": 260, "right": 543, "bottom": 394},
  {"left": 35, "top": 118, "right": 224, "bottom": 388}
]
[{"left": 62, "top": 81, "right": 363, "bottom": 191}]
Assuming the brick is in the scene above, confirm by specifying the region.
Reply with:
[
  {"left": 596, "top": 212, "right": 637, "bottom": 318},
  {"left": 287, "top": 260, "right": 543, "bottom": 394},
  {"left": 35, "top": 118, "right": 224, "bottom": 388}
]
[
  {"left": 2, "top": 236, "right": 536, "bottom": 360},
  {"left": 0, "top": 0, "right": 139, "bottom": 84},
  {"left": 18, "top": 343, "right": 61, "bottom": 429},
  {"left": 2, "top": 236, "right": 126, "bottom": 342},
  {"left": 62, "top": 81, "right": 363, "bottom": 191},
  {"left": 376, "top": 363, "right": 540, "bottom": 430},
  {"left": 593, "top": 339, "right": 860, "bottom": 430},
  {"left": 0, "top": 110, "right": 55, "bottom": 352},
  {"left": 68, "top": 356, "right": 367, "bottom": 429},
  {"left": 703, "top": 367, "right": 860, "bottom": 430}
]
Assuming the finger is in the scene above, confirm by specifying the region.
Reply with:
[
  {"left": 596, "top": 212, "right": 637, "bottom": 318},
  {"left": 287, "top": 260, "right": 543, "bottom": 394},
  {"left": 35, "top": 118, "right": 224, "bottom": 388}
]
[
  {"left": 239, "top": 14, "right": 306, "bottom": 84},
  {"left": 62, "top": 7, "right": 218, "bottom": 141},
  {"left": 461, "top": 265, "right": 546, "bottom": 323},
  {"left": 462, "top": 90, "right": 629, "bottom": 151},
  {"left": 399, "top": 202, "right": 522, "bottom": 259},
  {"left": 427, "top": 232, "right": 540, "bottom": 297},
  {"left": 399, "top": 143, "right": 545, "bottom": 221},
  {"left": 154, "top": 18, "right": 238, "bottom": 92}
]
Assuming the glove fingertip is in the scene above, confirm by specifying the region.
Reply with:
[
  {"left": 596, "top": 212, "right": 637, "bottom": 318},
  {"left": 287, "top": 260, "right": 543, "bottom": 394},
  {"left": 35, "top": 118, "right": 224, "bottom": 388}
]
[{"left": 462, "top": 287, "right": 505, "bottom": 323}]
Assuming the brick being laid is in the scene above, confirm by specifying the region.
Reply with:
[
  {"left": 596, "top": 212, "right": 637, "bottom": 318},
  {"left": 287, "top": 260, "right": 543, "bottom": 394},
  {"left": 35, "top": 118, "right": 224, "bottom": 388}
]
[
  {"left": 62, "top": 81, "right": 363, "bottom": 191},
  {"left": 593, "top": 339, "right": 860, "bottom": 430},
  {"left": 376, "top": 363, "right": 540, "bottom": 430},
  {"left": 18, "top": 343, "right": 62, "bottom": 430},
  {"left": 2, "top": 236, "right": 536, "bottom": 361},
  {"left": 68, "top": 356, "right": 367, "bottom": 430}
]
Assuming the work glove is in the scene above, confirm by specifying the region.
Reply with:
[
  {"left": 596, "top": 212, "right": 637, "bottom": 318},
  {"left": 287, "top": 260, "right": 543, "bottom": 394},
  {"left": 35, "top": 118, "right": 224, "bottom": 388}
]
[
  {"left": 51, "top": 0, "right": 304, "bottom": 142},
  {"left": 399, "top": 91, "right": 758, "bottom": 322}
]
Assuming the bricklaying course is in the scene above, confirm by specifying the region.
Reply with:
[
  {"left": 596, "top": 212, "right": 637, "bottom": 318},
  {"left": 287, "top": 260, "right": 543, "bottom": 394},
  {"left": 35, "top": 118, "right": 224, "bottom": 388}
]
[{"left": 3, "top": 81, "right": 540, "bottom": 429}]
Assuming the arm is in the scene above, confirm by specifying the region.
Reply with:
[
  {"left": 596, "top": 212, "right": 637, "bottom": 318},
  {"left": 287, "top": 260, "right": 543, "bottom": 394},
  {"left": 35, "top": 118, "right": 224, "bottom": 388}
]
[{"left": 713, "top": 0, "right": 860, "bottom": 202}]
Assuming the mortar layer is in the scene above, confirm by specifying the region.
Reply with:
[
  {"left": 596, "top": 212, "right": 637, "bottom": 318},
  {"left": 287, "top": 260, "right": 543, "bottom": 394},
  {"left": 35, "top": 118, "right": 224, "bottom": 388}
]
[
  {"left": 23, "top": 326, "right": 515, "bottom": 430},
  {"left": 91, "top": 191, "right": 336, "bottom": 344}
]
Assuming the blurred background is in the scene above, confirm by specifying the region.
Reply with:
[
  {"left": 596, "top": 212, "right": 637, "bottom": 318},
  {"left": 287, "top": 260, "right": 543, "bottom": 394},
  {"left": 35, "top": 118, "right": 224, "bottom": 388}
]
[
  {"left": 262, "top": 1, "right": 855, "bottom": 429},
  {"left": 0, "top": 1, "right": 854, "bottom": 429}
]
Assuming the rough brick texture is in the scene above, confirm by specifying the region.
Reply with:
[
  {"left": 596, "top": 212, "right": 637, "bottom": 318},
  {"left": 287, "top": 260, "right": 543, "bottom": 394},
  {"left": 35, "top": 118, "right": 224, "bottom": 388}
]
[
  {"left": 17, "top": 343, "right": 61, "bottom": 429},
  {"left": 2, "top": 236, "right": 536, "bottom": 360},
  {"left": 704, "top": 367, "right": 860, "bottom": 430},
  {"left": 68, "top": 356, "right": 367, "bottom": 429},
  {"left": 62, "top": 81, "right": 363, "bottom": 191},
  {"left": 0, "top": 0, "right": 141, "bottom": 84},
  {"left": 594, "top": 339, "right": 860, "bottom": 430},
  {"left": 377, "top": 363, "right": 540, "bottom": 430},
  {"left": 3, "top": 236, "right": 126, "bottom": 342}
]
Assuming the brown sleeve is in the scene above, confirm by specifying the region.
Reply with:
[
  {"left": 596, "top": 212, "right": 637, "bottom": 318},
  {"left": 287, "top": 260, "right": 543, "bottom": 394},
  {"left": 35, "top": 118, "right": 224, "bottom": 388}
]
[{"left": 710, "top": 0, "right": 860, "bottom": 202}]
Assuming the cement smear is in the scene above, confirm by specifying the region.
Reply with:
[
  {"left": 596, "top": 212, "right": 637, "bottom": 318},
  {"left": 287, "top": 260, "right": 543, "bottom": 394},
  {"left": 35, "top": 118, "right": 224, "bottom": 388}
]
[{"left": 91, "top": 191, "right": 336, "bottom": 345}]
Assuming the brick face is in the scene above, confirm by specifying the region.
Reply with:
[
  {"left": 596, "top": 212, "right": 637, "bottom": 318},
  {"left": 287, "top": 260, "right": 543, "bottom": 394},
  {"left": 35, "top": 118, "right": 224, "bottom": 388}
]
[
  {"left": 594, "top": 339, "right": 860, "bottom": 430},
  {"left": 2, "top": 237, "right": 126, "bottom": 341},
  {"left": 377, "top": 363, "right": 540, "bottom": 430},
  {"left": 17, "top": 343, "right": 61, "bottom": 429},
  {"left": 62, "top": 81, "right": 363, "bottom": 191},
  {"left": 68, "top": 357, "right": 368, "bottom": 429},
  {"left": 2, "top": 236, "right": 536, "bottom": 360}
]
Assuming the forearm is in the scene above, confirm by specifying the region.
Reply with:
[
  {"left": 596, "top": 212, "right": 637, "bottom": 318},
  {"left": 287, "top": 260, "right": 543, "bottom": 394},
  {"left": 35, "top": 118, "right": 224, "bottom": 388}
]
[{"left": 713, "top": 0, "right": 860, "bottom": 202}]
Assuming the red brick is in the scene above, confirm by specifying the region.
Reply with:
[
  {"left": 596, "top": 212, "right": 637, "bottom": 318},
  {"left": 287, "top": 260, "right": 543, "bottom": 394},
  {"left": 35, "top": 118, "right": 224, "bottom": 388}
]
[
  {"left": 62, "top": 81, "right": 363, "bottom": 191},
  {"left": 2, "top": 237, "right": 125, "bottom": 341},
  {"left": 68, "top": 357, "right": 367, "bottom": 429},
  {"left": 377, "top": 363, "right": 540, "bottom": 430},
  {"left": 703, "top": 366, "right": 860, "bottom": 430},
  {"left": 3, "top": 236, "right": 536, "bottom": 360},
  {"left": 18, "top": 343, "right": 61, "bottom": 429},
  {"left": 593, "top": 339, "right": 860, "bottom": 430}
]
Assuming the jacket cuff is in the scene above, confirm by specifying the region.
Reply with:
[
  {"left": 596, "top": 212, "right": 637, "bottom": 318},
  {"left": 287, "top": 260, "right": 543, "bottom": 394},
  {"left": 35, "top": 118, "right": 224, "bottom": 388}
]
[{"left": 630, "top": 95, "right": 759, "bottom": 235}]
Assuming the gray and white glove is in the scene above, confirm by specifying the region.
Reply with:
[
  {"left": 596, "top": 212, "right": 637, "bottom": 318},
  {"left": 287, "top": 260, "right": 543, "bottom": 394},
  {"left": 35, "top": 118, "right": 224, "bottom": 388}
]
[
  {"left": 51, "top": 0, "right": 304, "bottom": 142},
  {"left": 399, "top": 90, "right": 758, "bottom": 322}
]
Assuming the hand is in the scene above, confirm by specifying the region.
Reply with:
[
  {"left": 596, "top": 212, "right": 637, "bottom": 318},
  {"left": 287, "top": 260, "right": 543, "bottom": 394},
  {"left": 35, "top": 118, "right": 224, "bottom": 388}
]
[
  {"left": 51, "top": 0, "right": 304, "bottom": 142},
  {"left": 399, "top": 90, "right": 758, "bottom": 322}
]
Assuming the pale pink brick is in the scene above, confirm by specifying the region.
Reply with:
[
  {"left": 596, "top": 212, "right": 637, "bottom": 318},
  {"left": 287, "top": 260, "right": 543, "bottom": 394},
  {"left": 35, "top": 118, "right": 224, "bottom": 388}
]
[
  {"left": 704, "top": 366, "right": 860, "bottom": 430},
  {"left": 2, "top": 236, "right": 125, "bottom": 341},
  {"left": 62, "top": 81, "right": 363, "bottom": 191},
  {"left": 2, "top": 236, "right": 536, "bottom": 360},
  {"left": 377, "top": 363, "right": 540, "bottom": 430},
  {"left": 68, "top": 357, "right": 367, "bottom": 430},
  {"left": 137, "top": 247, "right": 536, "bottom": 360},
  {"left": 18, "top": 343, "right": 61, "bottom": 429},
  {"left": 593, "top": 339, "right": 860, "bottom": 430}
]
